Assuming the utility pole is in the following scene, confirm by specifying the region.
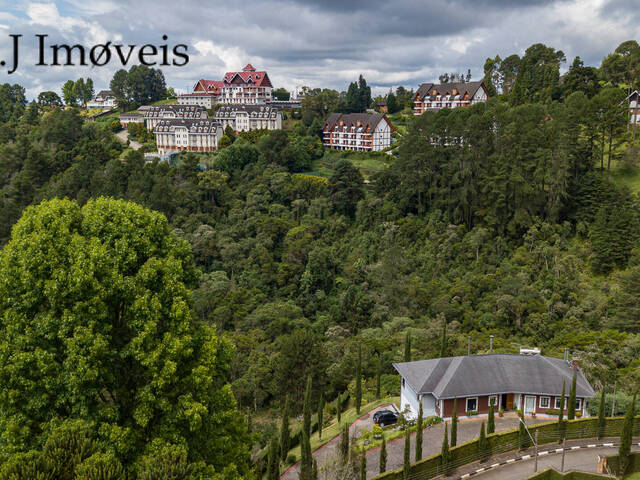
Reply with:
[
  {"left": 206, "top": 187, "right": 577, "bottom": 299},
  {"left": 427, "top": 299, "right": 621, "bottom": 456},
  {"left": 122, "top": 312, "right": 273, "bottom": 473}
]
[
  {"left": 534, "top": 430, "right": 539, "bottom": 472},
  {"left": 611, "top": 381, "right": 616, "bottom": 417}
]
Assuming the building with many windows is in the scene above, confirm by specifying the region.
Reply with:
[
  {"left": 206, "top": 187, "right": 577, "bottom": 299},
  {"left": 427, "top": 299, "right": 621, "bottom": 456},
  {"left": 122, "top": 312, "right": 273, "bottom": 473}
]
[
  {"left": 322, "top": 113, "right": 393, "bottom": 152},
  {"left": 212, "top": 105, "right": 282, "bottom": 132},
  {"left": 177, "top": 64, "right": 273, "bottom": 107},
  {"left": 154, "top": 119, "right": 223, "bottom": 155},
  {"left": 87, "top": 90, "right": 117, "bottom": 109},
  {"left": 625, "top": 90, "right": 640, "bottom": 124},
  {"left": 413, "top": 81, "right": 489, "bottom": 115},
  {"left": 143, "top": 105, "right": 208, "bottom": 130}
]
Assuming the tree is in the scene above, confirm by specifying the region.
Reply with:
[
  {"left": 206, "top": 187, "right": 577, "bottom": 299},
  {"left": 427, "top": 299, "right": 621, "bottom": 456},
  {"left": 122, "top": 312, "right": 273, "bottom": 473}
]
[
  {"left": 451, "top": 398, "right": 458, "bottom": 447},
  {"left": 478, "top": 421, "right": 489, "bottom": 462},
  {"left": 386, "top": 91, "right": 398, "bottom": 114},
  {"left": 37, "top": 91, "right": 63, "bottom": 108},
  {"left": 355, "top": 343, "right": 362, "bottom": 414},
  {"left": 567, "top": 370, "right": 577, "bottom": 420},
  {"left": 340, "top": 424, "right": 350, "bottom": 463},
  {"left": 612, "top": 265, "right": 640, "bottom": 332},
  {"left": 360, "top": 452, "right": 367, "bottom": 480},
  {"left": 219, "top": 134, "right": 233, "bottom": 149},
  {"left": 488, "top": 398, "right": 495, "bottom": 434},
  {"left": 376, "top": 354, "right": 382, "bottom": 399},
  {"left": 597, "top": 388, "right": 606, "bottom": 439},
  {"left": 416, "top": 402, "right": 423, "bottom": 461},
  {"left": 336, "top": 394, "right": 342, "bottom": 424},
  {"left": 300, "top": 427, "right": 312, "bottom": 480},
  {"left": 318, "top": 389, "right": 324, "bottom": 439},
  {"left": 511, "top": 43, "right": 566, "bottom": 104},
  {"left": 303, "top": 375, "right": 313, "bottom": 439},
  {"left": 557, "top": 381, "right": 566, "bottom": 441},
  {"left": 329, "top": 160, "right": 364, "bottom": 218},
  {"left": 518, "top": 420, "right": 527, "bottom": 449},
  {"left": 281, "top": 396, "right": 291, "bottom": 462},
  {"left": 618, "top": 390, "right": 637, "bottom": 476},
  {"left": 312, "top": 459, "right": 318, "bottom": 480},
  {"left": 440, "top": 315, "right": 447, "bottom": 357},
  {"left": 403, "top": 428, "right": 411, "bottom": 480},
  {"left": 273, "top": 88, "right": 290, "bottom": 101},
  {"left": 441, "top": 423, "right": 451, "bottom": 476},
  {"left": 0, "top": 198, "right": 251, "bottom": 474},
  {"left": 267, "top": 435, "right": 281, "bottom": 480},
  {"left": 380, "top": 435, "right": 387, "bottom": 474},
  {"left": 62, "top": 80, "right": 77, "bottom": 106},
  {"left": 404, "top": 331, "right": 411, "bottom": 362}
]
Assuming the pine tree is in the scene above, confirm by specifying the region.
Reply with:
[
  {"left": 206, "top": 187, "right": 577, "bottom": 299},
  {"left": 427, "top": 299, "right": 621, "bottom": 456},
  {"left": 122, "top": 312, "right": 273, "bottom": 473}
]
[
  {"left": 487, "top": 398, "right": 495, "bottom": 434},
  {"left": 303, "top": 375, "right": 312, "bottom": 439},
  {"left": 557, "top": 380, "right": 566, "bottom": 442},
  {"left": 441, "top": 423, "right": 451, "bottom": 476},
  {"left": 597, "top": 387, "right": 606, "bottom": 439},
  {"left": 356, "top": 343, "right": 362, "bottom": 414},
  {"left": 415, "top": 402, "right": 423, "bottom": 461},
  {"left": 318, "top": 389, "right": 324, "bottom": 439},
  {"left": 360, "top": 453, "right": 367, "bottom": 480},
  {"left": 300, "top": 427, "right": 312, "bottom": 479},
  {"left": 618, "top": 390, "right": 636, "bottom": 476},
  {"left": 403, "top": 428, "right": 411, "bottom": 480},
  {"left": 281, "top": 396, "right": 291, "bottom": 462},
  {"left": 404, "top": 332, "right": 411, "bottom": 362},
  {"left": 478, "top": 421, "right": 489, "bottom": 463},
  {"left": 440, "top": 316, "right": 447, "bottom": 357},
  {"left": 268, "top": 436, "right": 280, "bottom": 480},
  {"left": 376, "top": 355, "right": 382, "bottom": 400},
  {"left": 380, "top": 435, "right": 387, "bottom": 474},
  {"left": 340, "top": 424, "right": 350, "bottom": 464},
  {"left": 567, "top": 370, "right": 577, "bottom": 420},
  {"left": 312, "top": 459, "right": 318, "bottom": 480},
  {"left": 451, "top": 398, "right": 458, "bottom": 447},
  {"left": 336, "top": 394, "right": 342, "bottom": 424},
  {"left": 518, "top": 420, "right": 526, "bottom": 450}
]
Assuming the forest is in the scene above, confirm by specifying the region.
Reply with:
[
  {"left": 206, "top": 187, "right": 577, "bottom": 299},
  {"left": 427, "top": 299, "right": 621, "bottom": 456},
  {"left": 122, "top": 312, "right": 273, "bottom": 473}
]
[{"left": 0, "top": 41, "right": 639, "bottom": 479}]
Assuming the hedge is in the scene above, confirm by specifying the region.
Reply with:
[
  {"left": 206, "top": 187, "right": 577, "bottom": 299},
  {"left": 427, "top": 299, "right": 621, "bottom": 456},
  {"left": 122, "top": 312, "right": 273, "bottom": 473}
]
[
  {"left": 605, "top": 452, "right": 640, "bottom": 476},
  {"left": 371, "top": 416, "right": 640, "bottom": 480},
  {"left": 525, "top": 467, "right": 612, "bottom": 480}
]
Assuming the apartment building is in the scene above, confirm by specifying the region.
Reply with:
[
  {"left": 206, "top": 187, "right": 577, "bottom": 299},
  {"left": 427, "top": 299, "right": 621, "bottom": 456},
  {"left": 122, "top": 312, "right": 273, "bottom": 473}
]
[
  {"left": 413, "top": 81, "right": 489, "bottom": 115},
  {"left": 323, "top": 113, "right": 393, "bottom": 152},
  {"left": 154, "top": 119, "right": 223, "bottom": 155},
  {"left": 143, "top": 105, "right": 208, "bottom": 130},
  {"left": 212, "top": 105, "right": 282, "bottom": 132}
]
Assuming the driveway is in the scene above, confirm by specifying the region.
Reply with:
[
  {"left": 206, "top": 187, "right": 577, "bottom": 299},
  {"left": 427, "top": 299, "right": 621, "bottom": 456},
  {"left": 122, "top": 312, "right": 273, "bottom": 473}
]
[{"left": 115, "top": 129, "right": 142, "bottom": 150}]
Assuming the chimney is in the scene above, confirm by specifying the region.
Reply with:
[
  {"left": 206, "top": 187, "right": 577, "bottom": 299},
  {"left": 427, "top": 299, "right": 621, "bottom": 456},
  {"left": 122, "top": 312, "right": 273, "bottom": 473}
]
[
  {"left": 564, "top": 348, "right": 570, "bottom": 362},
  {"left": 572, "top": 359, "right": 578, "bottom": 371}
]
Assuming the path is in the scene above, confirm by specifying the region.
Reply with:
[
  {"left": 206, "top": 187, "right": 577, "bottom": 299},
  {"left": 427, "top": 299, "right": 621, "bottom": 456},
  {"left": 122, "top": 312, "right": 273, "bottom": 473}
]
[{"left": 115, "top": 129, "right": 142, "bottom": 150}]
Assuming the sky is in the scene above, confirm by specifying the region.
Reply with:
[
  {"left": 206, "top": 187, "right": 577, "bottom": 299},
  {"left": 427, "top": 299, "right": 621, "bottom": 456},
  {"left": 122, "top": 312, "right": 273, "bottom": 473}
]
[{"left": 0, "top": 0, "right": 638, "bottom": 100}]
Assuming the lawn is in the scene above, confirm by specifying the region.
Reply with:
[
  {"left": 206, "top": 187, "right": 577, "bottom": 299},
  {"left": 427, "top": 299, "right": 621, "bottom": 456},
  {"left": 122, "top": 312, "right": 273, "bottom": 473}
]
[
  {"left": 624, "top": 473, "right": 640, "bottom": 480},
  {"left": 285, "top": 396, "right": 400, "bottom": 463},
  {"left": 308, "top": 150, "right": 392, "bottom": 180}
]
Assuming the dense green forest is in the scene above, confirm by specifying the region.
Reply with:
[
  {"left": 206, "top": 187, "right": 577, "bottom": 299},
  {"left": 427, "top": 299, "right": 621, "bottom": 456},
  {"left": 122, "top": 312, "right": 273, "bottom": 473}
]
[{"left": 0, "top": 41, "right": 640, "bottom": 478}]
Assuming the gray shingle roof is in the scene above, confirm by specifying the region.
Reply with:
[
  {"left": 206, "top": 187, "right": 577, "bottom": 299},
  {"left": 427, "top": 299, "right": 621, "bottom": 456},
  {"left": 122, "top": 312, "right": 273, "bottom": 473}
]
[
  {"left": 414, "top": 81, "right": 486, "bottom": 101},
  {"left": 394, "top": 354, "right": 595, "bottom": 400}
]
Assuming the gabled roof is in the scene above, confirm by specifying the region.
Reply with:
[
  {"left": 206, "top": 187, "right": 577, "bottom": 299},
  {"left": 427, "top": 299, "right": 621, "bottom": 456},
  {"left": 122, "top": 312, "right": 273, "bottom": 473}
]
[
  {"left": 414, "top": 81, "right": 487, "bottom": 101},
  {"left": 324, "top": 113, "right": 394, "bottom": 133},
  {"left": 194, "top": 80, "right": 224, "bottom": 94},
  {"left": 222, "top": 67, "right": 272, "bottom": 87},
  {"left": 394, "top": 354, "right": 595, "bottom": 400},
  {"left": 213, "top": 104, "right": 281, "bottom": 119},
  {"left": 153, "top": 118, "right": 222, "bottom": 134}
]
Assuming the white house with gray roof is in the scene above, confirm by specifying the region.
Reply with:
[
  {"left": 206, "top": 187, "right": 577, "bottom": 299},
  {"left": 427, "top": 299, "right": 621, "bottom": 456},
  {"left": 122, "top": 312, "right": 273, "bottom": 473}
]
[{"left": 394, "top": 353, "right": 594, "bottom": 420}]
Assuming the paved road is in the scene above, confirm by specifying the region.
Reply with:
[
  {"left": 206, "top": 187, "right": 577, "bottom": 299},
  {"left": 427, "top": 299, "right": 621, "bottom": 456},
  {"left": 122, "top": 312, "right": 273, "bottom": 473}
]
[
  {"left": 466, "top": 445, "right": 640, "bottom": 480},
  {"left": 362, "top": 416, "right": 549, "bottom": 480},
  {"left": 115, "top": 129, "right": 142, "bottom": 150}
]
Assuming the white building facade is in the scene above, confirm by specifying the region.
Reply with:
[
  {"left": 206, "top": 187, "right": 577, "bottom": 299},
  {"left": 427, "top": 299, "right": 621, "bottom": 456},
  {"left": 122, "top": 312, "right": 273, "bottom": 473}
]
[
  {"left": 413, "top": 81, "right": 489, "bottom": 115},
  {"left": 323, "top": 113, "right": 393, "bottom": 152},
  {"left": 143, "top": 105, "right": 208, "bottom": 130},
  {"left": 87, "top": 90, "right": 117, "bottom": 109},
  {"left": 154, "top": 119, "right": 223, "bottom": 155},
  {"left": 213, "top": 105, "right": 282, "bottom": 132}
]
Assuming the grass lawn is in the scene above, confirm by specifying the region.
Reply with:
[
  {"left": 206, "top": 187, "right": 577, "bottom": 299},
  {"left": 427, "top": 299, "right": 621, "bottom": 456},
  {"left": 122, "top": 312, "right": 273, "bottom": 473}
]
[
  {"left": 624, "top": 473, "right": 640, "bottom": 480},
  {"left": 285, "top": 396, "right": 400, "bottom": 463},
  {"left": 308, "top": 150, "right": 392, "bottom": 180}
]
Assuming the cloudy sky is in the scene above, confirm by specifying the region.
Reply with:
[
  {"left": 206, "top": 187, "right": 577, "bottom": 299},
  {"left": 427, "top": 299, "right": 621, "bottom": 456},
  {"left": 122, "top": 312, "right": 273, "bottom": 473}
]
[{"left": 0, "top": 0, "right": 638, "bottom": 100}]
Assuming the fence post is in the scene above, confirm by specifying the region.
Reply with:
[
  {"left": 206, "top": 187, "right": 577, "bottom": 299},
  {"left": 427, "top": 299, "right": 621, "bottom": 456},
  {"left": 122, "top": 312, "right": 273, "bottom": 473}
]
[{"left": 534, "top": 430, "right": 538, "bottom": 473}]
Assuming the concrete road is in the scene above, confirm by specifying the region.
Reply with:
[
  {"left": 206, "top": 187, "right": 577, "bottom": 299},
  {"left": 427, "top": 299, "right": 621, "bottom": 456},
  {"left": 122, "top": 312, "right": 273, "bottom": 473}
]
[{"left": 115, "top": 129, "right": 142, "bottom": 150}]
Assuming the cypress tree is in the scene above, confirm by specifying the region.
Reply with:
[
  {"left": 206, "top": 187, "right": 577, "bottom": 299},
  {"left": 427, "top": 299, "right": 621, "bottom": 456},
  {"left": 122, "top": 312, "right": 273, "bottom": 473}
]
[
  {"left": 450, "top": 398, "right": 458, "bottom": 447},
  {"left": 440, "top": 316, "right": 447, "bottom": 358},
  {"left": 404, "top": 332, "right": 411, "bottom": 362},
  {"left": 356, "top": 343, "right": 362, "bottom": 414},
  {"left": 487, "top": 398, "right": 495, "bottom": 434},
  {"left": 403, "top": 428, "right": 411, "bottom": 480},
  {"left": 312, "top": 459, "right": 318, "bottom": 480},
  {"left": 415, "top": 402, "right": 423, "bottom": 461},
  {"left": 336, "top": 394, "right": 342, "bottom": 424},
  {"left": 340, "top": 424, "right": 350, "bottom": 463},
  {"left": 267, "top": 436, "right": 280, "bottom": 480},
  {"left": 318, "top": 389, "right": 324, "bottom": 439},
  {"left": 478, "top": 421, "right": 489, "bottom": 462},
  {"left": 618, "top": 390, "right": 636, "bottom": 476},
  {"left": 380, "top": 434, "right": 387, "bottom": 474},
  {"left": 557, "top": 381, "right": 566, "bottom": 442},
  {"left": 360, "top": 453, "right": 367, "bottom": 480},
  {"left": 518, "top": 419, "right": 526, "bottom": 450},
  {"left": 281, "top": 396, "right": 291, "bottom": 463},
  {"left": 567, "top": 370, "right": 577, "bottom": 421},
  {"left": 441, "top": 423, "right": 451, "bottom": 476},
  {"left": 376, "top": 354, "right": 382, "bottom": 400},
  {"left": 597, "top": 387, "right": 606, "bottom": 439},
  {"left": 303, "top": 375, "right": 312, "bottom": 439},
  {"left": 300, "top": 428, "right": 312, "bottom": 480}
]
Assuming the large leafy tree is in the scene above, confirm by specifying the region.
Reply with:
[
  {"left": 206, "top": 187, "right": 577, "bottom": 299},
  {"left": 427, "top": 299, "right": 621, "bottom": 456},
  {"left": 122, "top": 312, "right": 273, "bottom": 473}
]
[{"left": 0, "top": 198, "right": 250, "bottom": 474}]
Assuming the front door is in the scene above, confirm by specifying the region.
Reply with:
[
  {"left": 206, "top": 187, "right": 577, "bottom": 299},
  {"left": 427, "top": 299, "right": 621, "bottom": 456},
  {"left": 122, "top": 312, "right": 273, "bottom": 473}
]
[{"left": 524, "top": 395, "right": 536, "bottom": 414}]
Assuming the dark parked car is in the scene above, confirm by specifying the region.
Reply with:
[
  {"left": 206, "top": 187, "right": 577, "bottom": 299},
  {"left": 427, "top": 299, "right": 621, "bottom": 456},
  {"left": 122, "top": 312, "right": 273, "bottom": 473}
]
[
  {"left": 373, "top": 409, "right": 393, "bottom": 422},
  {"left": 374, "top": 411, "right": 398, "bottom": 427}
]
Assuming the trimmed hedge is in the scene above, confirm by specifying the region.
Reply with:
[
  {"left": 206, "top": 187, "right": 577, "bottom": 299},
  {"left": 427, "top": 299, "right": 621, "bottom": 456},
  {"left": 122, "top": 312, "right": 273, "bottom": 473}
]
[
  {"left": 371, "top": 416, "right": 640, "bottom": 480},
  {"left": 525, "top": 467, "right": 611, "bottom": 480},
  {"left": 605, "top": 452, "right": 640, "bottom": 476}
]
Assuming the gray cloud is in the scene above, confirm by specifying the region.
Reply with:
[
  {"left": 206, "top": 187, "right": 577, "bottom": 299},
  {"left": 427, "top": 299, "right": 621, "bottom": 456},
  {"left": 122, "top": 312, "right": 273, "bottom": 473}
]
[{"left": 0, "top": 0, "right": 637, "bottom": 99}]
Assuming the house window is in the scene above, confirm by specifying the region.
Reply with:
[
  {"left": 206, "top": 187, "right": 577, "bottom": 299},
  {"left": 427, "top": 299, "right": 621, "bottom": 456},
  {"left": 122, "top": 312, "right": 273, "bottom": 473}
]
[
  {"left": 488, "top": 396, "right": 498, "bottom": 408},
  {"left": 554, "top": 397, "right": 567, "bottom": 409},
  {"left": 539, "top": 397, "right": 550, "bottom": 409},
  {"left": 466, "top": 397, "right": 478, "bottom": 412},
  {"left": 575, "top": 399, "right": 582, "bottom": 410}
]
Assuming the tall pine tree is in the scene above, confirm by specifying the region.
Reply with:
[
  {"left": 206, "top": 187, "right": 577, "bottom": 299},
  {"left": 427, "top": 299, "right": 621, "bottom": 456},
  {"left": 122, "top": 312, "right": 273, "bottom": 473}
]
[
  {"left": 415, "top": 402, "right": 423, "bottom": 461},
  {"left": 318, "top": 389, "right": 324, "bottom": 439},
  {"left": 618, "top": 390, "right": 637, "bottom": 476},
  {"left": 380, "top": 435, "right": 387, "bottom": 474},
  {"left": 281, "top": 396, "right": 291, "bottom": 463},
  {"left": 340, "top": 424, "right": 350, "bottom": 464},
  {"left": 597, "top": 387, "right": 606, "bottom": 439},
  {"left": 404, "top": 332, "right": 411, "bottom": 362},
  {"left": 360, "top": 453, "right": 367, "bottom": 480},
  {"left": 567, "top": 370, "right": 577, "bottom": 420},
  {"left": 487, "top": 398, "right": 495, "bottom": 434},
  {"left": 440, "top": 316, "right": 447, "bottom": 357},
  {"left": 356, "top": 343, "right": 362, "bottom": 414},
  {"left": 303, "top": 375, "right": 312, "bottom": 440},
  {"left": 451, "top": 398, "right": 458, "bottom": 447},
  {"left": 403, "top": 428, "right": 411, "bottom": 480},
  {"left": 557, "top": 380, "right": 566, "bottom": 442},
  {"left": 478, "top": 421, "right": 489, "bottom": 462},
  {"left": 441, "top": 423, "right": 451, "bottom": 476},
  {"left": 376, "top": 354, "right": 382, "bottom": 399}
]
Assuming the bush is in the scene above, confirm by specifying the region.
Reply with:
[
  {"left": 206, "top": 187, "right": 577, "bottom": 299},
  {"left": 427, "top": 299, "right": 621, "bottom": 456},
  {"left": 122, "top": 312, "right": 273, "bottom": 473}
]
[{"left": 287, "top": 454, "right": 297, "bottom": 465}]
